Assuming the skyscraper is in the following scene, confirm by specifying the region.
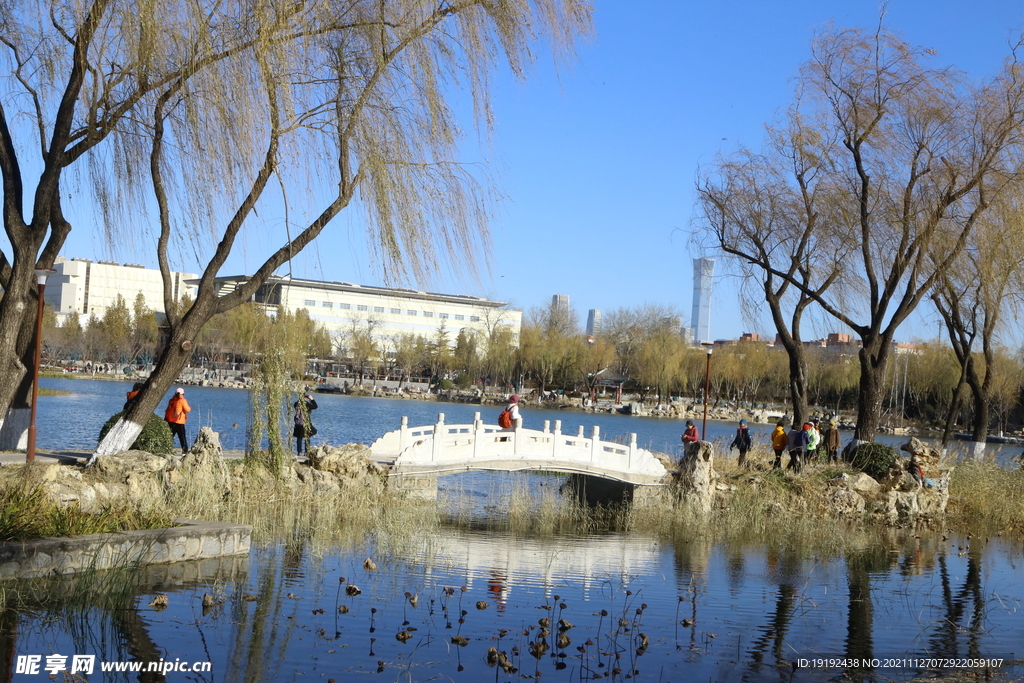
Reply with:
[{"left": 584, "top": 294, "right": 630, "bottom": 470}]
[
  {"left": 552, "top": 293, "right": 570, "bottom": 316},
  {"left": 586, "top": 309, "right": 602, "bottom": 337},
  {"left": 690, "top": 258, "right": 715, "bottom": 345}
]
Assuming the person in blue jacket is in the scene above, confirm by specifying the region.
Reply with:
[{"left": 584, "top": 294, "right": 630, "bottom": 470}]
[{"left": 730, "top": 419, "right": 753, "bottom": 468}]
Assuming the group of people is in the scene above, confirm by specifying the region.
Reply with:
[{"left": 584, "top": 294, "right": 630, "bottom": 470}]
[
  {"left": 681, "top": 417, "right": 842, "bottom": 471},
  {"left": 124, "top": 385, "right": 320, "bottom": 456},
  {"left": 772, "top": 419, "right": 841, "bottom": 471}
]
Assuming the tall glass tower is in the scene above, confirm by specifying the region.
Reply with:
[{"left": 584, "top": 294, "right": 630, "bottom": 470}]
[{"left": 690, "top": 258, "right": 715, "bottom": 345}]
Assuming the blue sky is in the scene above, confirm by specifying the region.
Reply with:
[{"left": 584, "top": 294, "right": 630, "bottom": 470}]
[{"left": 56, "top": 1, "right": 1024, "bottom": 342}]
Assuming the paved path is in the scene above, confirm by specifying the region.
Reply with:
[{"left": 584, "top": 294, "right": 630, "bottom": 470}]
[
  {"left": 0, "top": 450, "right": 250, "bottom": 466},
  {"left": 0, "top": 451, "right": 89, "bottom": 465}
]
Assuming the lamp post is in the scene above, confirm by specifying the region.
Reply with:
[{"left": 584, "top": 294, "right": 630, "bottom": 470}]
[
  {"left": 702, "top": 348, "right": 712, "bottom": 440},
  {"left": 27, "top": 268, "right": 55, "bottom": 462}
]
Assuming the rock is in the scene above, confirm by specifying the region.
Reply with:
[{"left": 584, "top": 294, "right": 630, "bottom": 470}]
[
  {"left": 125, "top": 472, "right": 162, "bottom": 503},
  {"left": 307, "top": 444, "right": 386, "bottom": 491},
  {"left": 846, "top": 472, "right": 880, "bottom": 493},
  {"left": 826, "top": 487, "right": 865, "bottom": 516},
  {"left": 182, "top": 427, "right": 223, "bottom": 467},
  {"left": 901, "top": 438, "right": 944, "bottom": 477},
  {"left": 894, "top": 472, "right": 920, "bottom": 492},
  {"left": 676, "top": 441, "right": 717, "bottom": 514},
  {"left": 179, "top": 427, "right": 231, "bottom": 494},
  {"left": 91, "top": 451, "right": 173, "bottom": 480},
  {"left": 652, "top": 452, "right": 675, "bottom": 471}
]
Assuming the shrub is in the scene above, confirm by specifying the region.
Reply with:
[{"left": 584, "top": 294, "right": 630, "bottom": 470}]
[
  {"left": 849, "top": 442, "right": 900, "bottom": 480},
  {"left": 98, "top": 412, "right": 175, "bottom": 455}
]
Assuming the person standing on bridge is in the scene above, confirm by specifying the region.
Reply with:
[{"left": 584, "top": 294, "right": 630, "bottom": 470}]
[
  {"left": 497, "top": 394, "right": 520, "bottom": 440},
  {"left": 505, "top": 394, "right": 521, "bottom": 427}
]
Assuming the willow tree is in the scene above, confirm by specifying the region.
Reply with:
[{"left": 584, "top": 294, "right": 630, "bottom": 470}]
[
  {"left": 700, "top": 26, "right": 1024, "bottom": 443},
  {"left": 696, "top": 128, "right": 845, "bottom": 427},
  {"left": 932, "top": 194, "right": 1024, "bottom": 453},
  {"left": 0, "top": 0, "right": 590, "bottom": 457}
]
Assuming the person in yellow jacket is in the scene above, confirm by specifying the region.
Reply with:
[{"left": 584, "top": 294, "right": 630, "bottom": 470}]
[
  {"left": 770, "top": 421, "right": 788, "bottom": 469},
  {"left": 164, "top": 387, "right": 192, "bottom": 454}
]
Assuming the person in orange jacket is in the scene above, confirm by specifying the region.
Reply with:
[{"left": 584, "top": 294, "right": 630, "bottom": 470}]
[
  {"left": 164, "top": 387, "right": 191, "bottom": 454},
  {"left": 770, "top": 421, "right": 788, "bottom": 469}
]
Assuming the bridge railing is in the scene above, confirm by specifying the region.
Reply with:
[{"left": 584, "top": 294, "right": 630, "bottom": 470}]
[{"left": 371, "top": 412, "right": 666, "bottom": 479}]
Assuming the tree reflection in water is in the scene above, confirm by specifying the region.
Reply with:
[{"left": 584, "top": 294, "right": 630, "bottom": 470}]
[
  {"left": 747, "top": 545, "right": 803, "bottom": 673},
  {"left": 931, "top": 549, "right": 986, "bottom": 658}
]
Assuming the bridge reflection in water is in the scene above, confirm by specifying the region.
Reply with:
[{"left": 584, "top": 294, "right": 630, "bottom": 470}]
[{"left": 372, "top": 413, "right": 669, "bottom": 501}]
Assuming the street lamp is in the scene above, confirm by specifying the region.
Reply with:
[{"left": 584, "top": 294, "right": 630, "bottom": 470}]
[
  {"left": 27, "top": 268, "right": 55, "bottom": 462},
  {"left": 702, "top": 348, "right": 713, "bottom": 440}
]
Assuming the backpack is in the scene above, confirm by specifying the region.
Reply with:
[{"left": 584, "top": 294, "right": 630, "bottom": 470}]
[{"left": 497, "top": 408, "right": 513, "bottom": 429}]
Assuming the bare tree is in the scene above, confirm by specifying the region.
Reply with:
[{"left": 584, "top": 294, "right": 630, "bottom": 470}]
[
  {"left": 932, "top": 194, "right": 1024, "bottom": 454},
  {"left": 696, "top": 126, "right": 844, "bottom": 426},
  {"left": 87, "top": 0, "right": 592, "bottom": 454},
  {"left": 699, "top": 25, "right": 1024, "bottom": 443}
]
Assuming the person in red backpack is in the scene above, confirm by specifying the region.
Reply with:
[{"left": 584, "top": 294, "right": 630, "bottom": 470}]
[
  {"left": 164, "top": 387, "right": 191, "bottom": 454},
  {"left": 503, "top": 394, "right": 521, "bottom": 428}
]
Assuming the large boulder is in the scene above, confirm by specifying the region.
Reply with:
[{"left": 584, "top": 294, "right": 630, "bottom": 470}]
[
  {"left": 676, "top": 440, "right": 717, "bottom": 514},
  {"left": 307, "top": 443, "right": 386, "bottom": 491},
  {"left": 832, "top": 471, "right": 881, "bottom": 494},
  {"left": 91, "top": 451, "right": 174, "bottom": 480}
]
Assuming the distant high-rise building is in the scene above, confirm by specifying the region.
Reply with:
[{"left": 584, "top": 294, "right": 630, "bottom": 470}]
[
  {"left": 662, "top": 316, "right": 682, "bottom": 334},
  {"left": 586, "top": 309, "right": 602, "bottom": 337},
  {"left": 690, "top": 258, "right": 715, "bottom": 345},
  {"left": 552, "top": 293, "right": 570, "bottom": 316}
]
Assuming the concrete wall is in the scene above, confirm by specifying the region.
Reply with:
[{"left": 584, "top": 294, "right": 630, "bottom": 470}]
[{"left": 0, "top": 519, "right": 251, "bottom": 580}]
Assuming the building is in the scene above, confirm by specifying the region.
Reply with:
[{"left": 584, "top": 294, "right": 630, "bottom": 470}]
[
  {"left": 204, "top": 275, "right": 521, "bottom": 347},
  {"left": 661, "top": 316, "right": 682, "bottom": 334},
  {"left": 690, "top": 257, "right": 715, "bottom": 345},
  {"left": 586, "top": 309, "right": 602, "bottom": 337},
  {"left": 552, "top": 293, "right": 570, "bottom": 318},
  {"left": 44, "top": 256, "right": 198, "bottom": 323}
]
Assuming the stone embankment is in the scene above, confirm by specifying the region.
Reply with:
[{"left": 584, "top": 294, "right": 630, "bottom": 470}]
[{"left": 0, "top": 519, "right": 251, "bottom": 580}]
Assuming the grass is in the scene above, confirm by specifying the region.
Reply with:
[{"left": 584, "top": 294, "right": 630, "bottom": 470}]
[
  {"left": 0, "top": 482, "right": 173, "bottom": 541},
  {"left": 946, "top": 459, "right": 1024, "bottom": 533}
]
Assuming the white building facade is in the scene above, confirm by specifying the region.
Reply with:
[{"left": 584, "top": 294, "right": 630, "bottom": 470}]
[
  {"left": 206, "top": 275, "right": 522, "bottom": 346},
  {"left": 45, "top": 256, "right": 198, "bottom": 322}
]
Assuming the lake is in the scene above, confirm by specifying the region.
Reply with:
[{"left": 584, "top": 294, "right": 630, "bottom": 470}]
[
  {"left": 35, "top": 377, "right": 1024, "bottom": 466},
  {"left": 3, "top": 378, "right": 1020, "bottom": 682}
]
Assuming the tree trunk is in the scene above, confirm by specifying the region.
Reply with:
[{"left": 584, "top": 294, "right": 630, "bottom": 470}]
[
  {"left": 965, "top": 362, "right": 989, "bottom": 461},
  {"left": 853, "top": 340, "right": 890, "bottom": 443},
  {"left": 90, "top": 310, "right": 208, "bottom": 458},
  {"left": 940, "top": 361, "right": 969, "bottom": 447},
  {"left": 784, "top": 344, "right": 809, "bottom": 427},
  {"left": 0, "top": 285, "right": 54, "bottom": 450}
]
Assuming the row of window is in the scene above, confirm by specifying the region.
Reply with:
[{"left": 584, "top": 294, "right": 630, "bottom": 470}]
[{"left": 301, "top": 299, "right": 479, "bottom": 322}]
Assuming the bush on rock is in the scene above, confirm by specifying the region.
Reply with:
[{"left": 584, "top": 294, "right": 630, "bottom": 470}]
[{"left": 849, "top": 443, "right": 900, "bottom": 481}]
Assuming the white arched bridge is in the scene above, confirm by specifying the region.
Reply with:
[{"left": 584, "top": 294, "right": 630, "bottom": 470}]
[{"left": 370, "top": 412, "right": 670, "bottom": 498}]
